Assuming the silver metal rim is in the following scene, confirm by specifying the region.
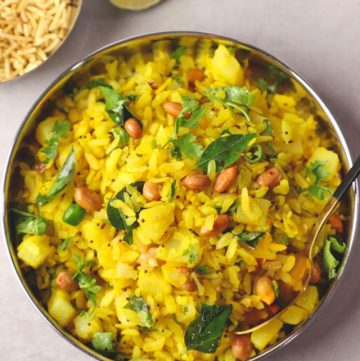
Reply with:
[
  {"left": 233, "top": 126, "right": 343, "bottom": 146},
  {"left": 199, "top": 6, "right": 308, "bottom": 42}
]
[{"left": 1, "top": 31, "right": 358, "bottom": 361}]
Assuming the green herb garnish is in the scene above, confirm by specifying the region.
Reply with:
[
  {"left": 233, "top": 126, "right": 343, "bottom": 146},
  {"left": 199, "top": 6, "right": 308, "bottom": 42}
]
[
  {"left": 124, "top": 296, "right": 154, "bottom": 329},
  {"left": 272, "top": 280, "right": 280, "bottom": 298},
  {"left": 171, "top": 134, "right": 203, "bottom": 160},
  {"left": 37, "top": 148, "right": 75, "bottom": 206},
  {"left": 171, "top": 46, "right": 185, "bottom": 64},
  {"left": 195, "top": 265, "right": 214, "bottom": 275},
  {"left": 183, "top": 245, "right": 198, "bottom": 264},
  {"left": 39, "top": 120, "right": 70, "bottom": 164},
  {"left": 184, "top": 303, "right": 232, "bottom": 353},
  {"left": 208, "top": 86, "right": 255, "bottom": 121},
  {"left": 237, "top": 231, "right": 265, "bottom": 248},
  {"left": 73, "top": 253, "right": 101, "bottom": 305},
  {"left": 197, "top": 133, "right": 256, "bottom": 172},
  {"left": 92, "top": 332, "right": 116, "bottom": 356},
  {"left": 169, "top": 180, "right": 176, "bottom": 203},
  {"left": 87, "top": 80, "right": 137, "bottom": 126},
  {"left": 323, "top": 236, "right": 346, "bottom": 279},
  {"left": 306, "top": 161, "right": 332, "bottom": 200},
  {"left": 59, "top": 237, "right": 72, "bottom": 251},
  {"left": 257, "top": 65, "right": 288, "bottom": 94}
]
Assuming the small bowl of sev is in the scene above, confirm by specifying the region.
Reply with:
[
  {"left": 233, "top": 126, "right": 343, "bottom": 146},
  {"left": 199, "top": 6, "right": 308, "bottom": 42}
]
[{"left": 0, "top": 0, "right": 82, "bottom": 83}]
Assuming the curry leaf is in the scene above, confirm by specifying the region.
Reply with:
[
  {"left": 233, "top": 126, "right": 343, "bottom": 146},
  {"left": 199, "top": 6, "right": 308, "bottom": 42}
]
[
  {"left": 59, "top": 237, "right": 72, "bottom": 251},
  {"left": 197, "top": 134, "right": 256, "bottom": 172},
  {"left": 124, "top": 296, "right": 154, "bottom": 328},
  {"left": 37, "top": 149, "right": 75, "bottom": 206},
  {"left": 185, "top": 304, "right": 232, "bottom": 353},
  {"left": 171, "top": 134, "right": 203, "bottom": 160},
  {"left": 195, "top": 265, "right": 214, "bottom": 275}
]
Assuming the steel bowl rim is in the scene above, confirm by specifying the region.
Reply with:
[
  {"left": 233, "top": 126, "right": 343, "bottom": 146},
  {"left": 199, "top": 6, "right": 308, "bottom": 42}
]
[
  {"left": 1, "top": 30, "right": 358, "bottom": 361},
  {"left": 0, "top": 0, "right": 83, "bottom": 85}
]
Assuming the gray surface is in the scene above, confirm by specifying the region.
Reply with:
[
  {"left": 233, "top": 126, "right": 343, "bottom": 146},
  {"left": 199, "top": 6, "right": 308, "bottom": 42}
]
[{"left": 0, "top": 0, "right": 359, "bottom": 360}]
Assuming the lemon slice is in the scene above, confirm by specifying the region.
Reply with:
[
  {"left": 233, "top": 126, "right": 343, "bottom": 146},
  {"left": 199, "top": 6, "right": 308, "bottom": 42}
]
[{"left": 109, "top": 0, "right": 161, "bottom": 10}]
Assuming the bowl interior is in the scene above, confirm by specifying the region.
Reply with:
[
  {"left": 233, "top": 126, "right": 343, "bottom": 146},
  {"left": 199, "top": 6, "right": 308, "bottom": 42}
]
[{"left": 2, "top": 32, "right": 358, "bottom": 361}]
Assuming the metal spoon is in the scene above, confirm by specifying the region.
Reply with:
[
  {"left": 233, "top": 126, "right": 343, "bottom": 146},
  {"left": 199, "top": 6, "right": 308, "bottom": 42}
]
[{"left": 236, "top": 155, "right": 360, "bottom": 335}]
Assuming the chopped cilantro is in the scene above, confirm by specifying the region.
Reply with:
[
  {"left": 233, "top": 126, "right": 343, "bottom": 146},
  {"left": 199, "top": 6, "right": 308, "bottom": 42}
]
[
  {"left": 237, "top": 231, "right": 265, "bottom": 248},
  {"left": 306, "top": 161, "right": 332, "bottom": 200},
  {"left": 272, "top": 280, "right": 279, "bottom": 298},
  {"left": 171, "top": 134, "right": 203, "bottom": 160},
  {"left": 195, "top": 265, "right": 214, "bottom": 275},
  {"left": 171, "top": 46, "right": 185, "bottom": 64},
  {"left": 323, "top": 236, "right": 346, "bottom": 279},
  {"left": 39, "top": 120, "right": 70, "bottom": 164},
  {"left": 72, "top": 253, "right": 101, "bottom": 305},
  {"left": 124, "top": 296, "right": 153, "bottom": 329},
  {"left": 92, "top": 332, "right": 115, "bottom": 356},
  {"left": 183, "top": 245, "right": 198, "bottom": 264}
]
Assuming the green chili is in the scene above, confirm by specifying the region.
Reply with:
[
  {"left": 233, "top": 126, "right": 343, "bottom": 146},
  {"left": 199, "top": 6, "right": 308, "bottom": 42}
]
[
  {"left": 245, "top": 144, "right": 263, "bottom": 163},
  {"left": 63, "top": 203, "right": 86, "bottom": 226}
]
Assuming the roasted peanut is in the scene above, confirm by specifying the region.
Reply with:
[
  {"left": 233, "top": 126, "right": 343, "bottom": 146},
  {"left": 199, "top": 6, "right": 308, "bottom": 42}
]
[
  {"left": 143, "top": 181, "right": 161, "bottom": 202},
  {"left": 215, "top": 166, "right": 238, "bottom": 193},
  {"left": 255, "top": 276, "right": 276, "bottom": 305},
  {"left": 56, "top": 270, "right": 78, "bottom": 292},
  {"left": 163, "top": 101, "right": 182, "bottom": 117},
  {"left": 124, "top": 118, "right": 142, "bottom": 139},
  {"left": 256, "top": 167, "right": 282, "bottom": 189},
  {"left": 74, "top": 187, "right": 102, "bottom": 211},
  {"left": 201, "top": 214, "right": 231, "bottom": 237},
  {"left": 181, "top": 279, "right": 197, "bottom": 292},
  {"left": 268, "top": 303, "right": 280, "bottom": 315},
  {"left": 231, "top": 335, "right": 253, "bottom": 361},
  {"left": 182, "top": 174, "right": 211, "bottom": 191},
  {"left": 309, "top": 261, "right": 321, "bottom": 284},
  {"left": 187, "top": 68, "right": 205, "bottom": 85},
  {"left": 137, "top": 247, "right": 158, "bottom": 270},
  {"left": 329, "top": 213, "right": 343, "bottom": 233}
]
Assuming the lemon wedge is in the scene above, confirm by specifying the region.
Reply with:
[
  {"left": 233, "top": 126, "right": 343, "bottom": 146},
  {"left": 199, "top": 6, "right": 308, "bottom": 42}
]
[{"left": 109, "top": 0, "right": 161, "bottom": 10}]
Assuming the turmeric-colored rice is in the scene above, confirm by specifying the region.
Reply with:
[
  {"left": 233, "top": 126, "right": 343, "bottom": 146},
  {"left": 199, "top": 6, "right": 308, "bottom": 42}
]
[{"left": 12, "top": 39, "right": 347, "bottom": 360}]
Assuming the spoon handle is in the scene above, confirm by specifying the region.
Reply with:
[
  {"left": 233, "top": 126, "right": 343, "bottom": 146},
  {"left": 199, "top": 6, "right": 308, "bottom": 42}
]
[{"left": 333, "top": 155, "right": 360, "bottom": 201}]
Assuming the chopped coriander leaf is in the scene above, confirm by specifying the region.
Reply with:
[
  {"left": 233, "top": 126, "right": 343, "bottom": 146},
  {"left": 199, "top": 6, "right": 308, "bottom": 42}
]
[
  {"left": 171, "top": 46, "right": 185, "bottom": 64},
  {"left": 169, "top": 180, "right": 176, "bottom": 203},
  {"left": 11, "top": 205, "right": 48, "bottom": 235},
  {"left": 171, "top": 134, "right": 203, "bottom": 160},
  {"left": 256, "top": 65, "right": 288, "bottom": 94},
  {"left": 323, "top": 236, "right": 346, "bottom": 279},
  {"left": 237, "top": 231, "right": 265, "bottom": 248},
  {"left": 184, "top": 303, "right": 232, "bottom": 353},
  {"left": 92, "top": 332, "right": 115, "bottom": 355},
  {"left": 208, "top": 86, "right": 255, "bottom": 121},
  {"left": 306, "top": 161, "right": 332, "bottom": 200},
  {"left": 59, "top": 237, "right": 72, "bottom": 251},
  {"left": 73, "top": 253, "right": 101, "bottom": 305},
  {"left": 174, "top": 96, "right": 207, "bottom": 135},
  {"left": 195, "top": 265, "right": 214, "bottom": 275},
  {"left": 39, "top": 120, "right": 70, "bottom": 164},
  {"left": 183, "top": 245, "right": 198, "bottom": 264},
  {"left": 276, "top": 236, "right": 289, "bottom": 245},
  {"left": 112, "top": 127, "right": 130, "bottom": 148},
  {"left": 124, "top": 296, "right": 154, "bottom": 328},
  {"left": 16, "top": 216, "right": 48, "bottom": 235},
  {"left": 37, "top": 149, "right": 75, "bottom": 206},
  {"left": 197, "top": 133, "right": 256, "bottom": 172}
]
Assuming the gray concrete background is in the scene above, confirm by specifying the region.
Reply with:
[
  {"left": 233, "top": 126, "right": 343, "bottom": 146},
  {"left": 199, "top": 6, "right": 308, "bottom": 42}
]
[{"left": 0, "top": 0, "right": 359, "bottom": 360}]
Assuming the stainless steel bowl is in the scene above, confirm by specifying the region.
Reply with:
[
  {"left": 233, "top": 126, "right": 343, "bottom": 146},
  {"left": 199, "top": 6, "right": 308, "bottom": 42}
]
[{"left": 2, "top": 32, "right": 358, "bottom": 361}]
